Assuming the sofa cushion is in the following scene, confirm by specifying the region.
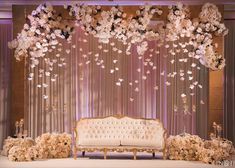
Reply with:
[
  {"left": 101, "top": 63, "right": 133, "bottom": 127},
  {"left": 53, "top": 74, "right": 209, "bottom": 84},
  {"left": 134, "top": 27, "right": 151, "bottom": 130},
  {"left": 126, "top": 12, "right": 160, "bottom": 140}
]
[{"left": 78, "top": 138, "right": 120, "bottom": 146}]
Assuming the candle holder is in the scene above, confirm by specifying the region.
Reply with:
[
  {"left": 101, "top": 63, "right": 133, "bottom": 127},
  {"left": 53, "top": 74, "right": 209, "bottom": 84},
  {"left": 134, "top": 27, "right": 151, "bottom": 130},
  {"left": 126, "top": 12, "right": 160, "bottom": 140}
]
[
  {"left": 14, "top": 121, "right": 19, "bottom": 138},
  {"left": 14, "top": 118, "right": 27, "bottom": 138},
  {"left": 19, "top": 119, "right": 24, "bottom": 137},
  {"left": 210, "top": 132, "right": 216, "bottom": 140},
  {"left": 217, "top": 125, "right": 222, "bottom": 139},
  {"left": 23, "top": 130, "right": 28, "bottom": 139},
  {"left": 212, "top": 122, "right": 217, "bottom": 138},
  {"left": 210, "top": 122, "right": 223, "bottom": 140}
]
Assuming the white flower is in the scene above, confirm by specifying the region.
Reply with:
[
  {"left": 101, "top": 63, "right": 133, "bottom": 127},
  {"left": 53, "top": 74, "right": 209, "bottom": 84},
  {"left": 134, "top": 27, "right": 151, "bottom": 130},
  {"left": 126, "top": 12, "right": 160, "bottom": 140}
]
[
  {"left": 137, "top": 41, "right": 148, "bottom": 55},
  {"left": 199, "top": 3, "right": 221, "bottom": 23},
  {"left": 8, "top": 39, "right": 18, "bottom": 49},
  {"left": 1, "top": 137, "right": 35, "bottom": 157}
]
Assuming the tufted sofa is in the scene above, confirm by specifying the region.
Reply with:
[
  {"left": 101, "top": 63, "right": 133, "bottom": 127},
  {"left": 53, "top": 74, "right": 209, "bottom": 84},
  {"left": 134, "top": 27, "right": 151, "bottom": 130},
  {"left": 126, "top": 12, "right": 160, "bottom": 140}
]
[{"left": 73, "top": 116, "right": 167, "bottom": 160}]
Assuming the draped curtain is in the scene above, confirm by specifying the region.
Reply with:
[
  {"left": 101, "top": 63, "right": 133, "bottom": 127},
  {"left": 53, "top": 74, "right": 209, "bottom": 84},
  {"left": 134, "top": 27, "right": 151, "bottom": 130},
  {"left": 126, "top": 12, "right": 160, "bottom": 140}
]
[
  {"left": 224, "top": 20, "right": 235, "bottom": 144},
  {"left": 26, "top": 27, "right": 208, "bottom": 138},
  {"left": 0, "top": 20, "right": 12, "bottom": 148}
]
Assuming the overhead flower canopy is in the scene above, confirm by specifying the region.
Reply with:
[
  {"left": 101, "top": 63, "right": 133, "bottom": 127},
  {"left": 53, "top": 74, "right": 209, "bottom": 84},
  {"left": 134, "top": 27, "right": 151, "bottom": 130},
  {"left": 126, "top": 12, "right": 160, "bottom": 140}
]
[{"left": 8, "top": 2, "right": 228, "bottom": 101}]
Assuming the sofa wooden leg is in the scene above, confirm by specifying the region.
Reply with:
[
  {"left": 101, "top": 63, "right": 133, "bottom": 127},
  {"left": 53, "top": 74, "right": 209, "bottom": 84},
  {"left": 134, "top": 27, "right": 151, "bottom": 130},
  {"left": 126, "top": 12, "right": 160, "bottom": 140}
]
[
  {"left": 152, "top": 152, "right": 155, "bottom": 158},
  {"left": 133, "top": 149, "right": 137, "bottom": 160},
  {"left": 82, "top": 151, "right": 85, "bottom": 157},
  {"left": 104, "top": 149, "right": 107, "bottom": 159},
  {"left": 163, "top": 151, "right": 167, "bottom": 160},
  {"left": 73, "top": 147, "right": 77, "bottom": 160}
]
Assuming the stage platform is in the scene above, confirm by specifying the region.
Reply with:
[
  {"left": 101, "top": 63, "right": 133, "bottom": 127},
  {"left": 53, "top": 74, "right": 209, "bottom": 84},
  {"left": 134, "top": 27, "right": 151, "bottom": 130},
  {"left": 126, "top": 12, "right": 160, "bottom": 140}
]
[{"left": 1, "top": 152, "right": 234, "bottom": 168}]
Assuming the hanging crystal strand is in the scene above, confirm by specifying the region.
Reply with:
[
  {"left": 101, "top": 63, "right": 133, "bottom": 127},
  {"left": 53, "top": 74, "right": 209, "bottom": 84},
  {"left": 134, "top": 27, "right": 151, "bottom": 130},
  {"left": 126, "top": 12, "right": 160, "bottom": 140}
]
[
  {"left": 182, "top": 96, "right": 188, "bottom": 135},
  {"left": 183, "top": 125, "right": 186, "bottom": 135}
]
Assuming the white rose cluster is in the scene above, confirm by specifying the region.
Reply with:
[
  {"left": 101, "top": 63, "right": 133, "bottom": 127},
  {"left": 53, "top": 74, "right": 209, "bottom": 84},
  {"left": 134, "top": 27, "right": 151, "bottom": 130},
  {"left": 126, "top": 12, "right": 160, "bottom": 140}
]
[
  {"left": 8, "top": 3, "right": 74, "bottom": 61},
  {"left": 166, "top": 2, "right": 194, "bottom": 41},
  {"left": 66, "top": 4, "right": 163, "bottom": 55},
  {"left": 8, "top": 2, "right": 229, "bottom": 95},
  {"left": 167, "top": 133, "right": 235, "bottom": 164},
  {"left": 35, "top": 133, "right": 72, "bottom": 159},
  {"left": 167, "top": 134, "right": 204, "bottom": 161},
  {"left": 200, "top": 138, "right": 234, "bottom": 164},
  {"left": 1, "top": 137, "right": 35, "bottom": 156},
  {"left": 8, "top": 3, "right": 74, "bottom": 91},
  {"left": 192, "top": 3, "right": 228, "bottom": 70},
  {"left": 1, "top": 133, "right": 72, "bottom": 162}
]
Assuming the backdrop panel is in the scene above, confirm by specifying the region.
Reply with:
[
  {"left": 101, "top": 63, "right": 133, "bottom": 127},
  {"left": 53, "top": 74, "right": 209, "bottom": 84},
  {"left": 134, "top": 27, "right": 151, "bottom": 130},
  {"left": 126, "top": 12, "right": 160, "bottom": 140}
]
[
  {"left": 25, "top": 27, "right": 208, "bottom": 138},
  {"left": 0, "top": 20, "right": 12, "bottom": 148},
  {"left": 224, "top": 20, "right": 235, "bottom": 144}
]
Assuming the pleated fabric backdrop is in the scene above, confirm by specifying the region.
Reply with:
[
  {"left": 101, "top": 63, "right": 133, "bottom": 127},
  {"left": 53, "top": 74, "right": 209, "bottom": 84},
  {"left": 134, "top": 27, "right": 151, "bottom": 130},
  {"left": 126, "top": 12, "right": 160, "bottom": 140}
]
[
  {"left": 25, "top": 27, "right": 208, "bottom": 138},
  {"left": 224, "top": 20, "right": 235, "bottom": 144},
  {"left": 0, "top": 20, "right": 12, "bottom": 148}
]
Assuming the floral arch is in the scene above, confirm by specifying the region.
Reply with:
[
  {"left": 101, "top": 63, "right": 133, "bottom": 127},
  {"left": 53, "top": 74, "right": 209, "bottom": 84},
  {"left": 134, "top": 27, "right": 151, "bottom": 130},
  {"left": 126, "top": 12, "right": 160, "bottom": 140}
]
[{"left": 8, "top": 2, "right": 228, "bottom": 100}]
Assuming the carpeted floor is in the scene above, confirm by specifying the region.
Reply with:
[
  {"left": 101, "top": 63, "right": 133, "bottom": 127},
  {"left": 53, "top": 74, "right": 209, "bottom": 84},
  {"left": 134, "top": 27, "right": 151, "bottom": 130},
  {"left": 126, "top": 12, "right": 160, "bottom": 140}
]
[{"left": 0, "top": 153, "right": 234, "bottom": 168}]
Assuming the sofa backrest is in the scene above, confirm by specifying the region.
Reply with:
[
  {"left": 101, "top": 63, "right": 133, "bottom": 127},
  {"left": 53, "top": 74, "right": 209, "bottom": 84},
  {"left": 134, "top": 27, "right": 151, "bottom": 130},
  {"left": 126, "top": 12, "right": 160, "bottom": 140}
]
[{"left": 75, "top": 116, "right": 166, "bottom": 149}]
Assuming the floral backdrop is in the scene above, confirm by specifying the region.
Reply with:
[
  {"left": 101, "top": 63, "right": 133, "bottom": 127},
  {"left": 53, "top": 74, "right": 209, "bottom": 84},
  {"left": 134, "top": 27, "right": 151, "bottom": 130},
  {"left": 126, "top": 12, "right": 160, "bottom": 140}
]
[
  {"left": 24, "top": 27, "right": 208, "bottom": 139},
  {"left": 0, "top": 1, "right": 234, "bottom": 164},
  {"left": 7, "top": 2, "right": 225, "bottom": 139},
  {"left": 5, "top": 0, "right": 229, "bottom": 148}
]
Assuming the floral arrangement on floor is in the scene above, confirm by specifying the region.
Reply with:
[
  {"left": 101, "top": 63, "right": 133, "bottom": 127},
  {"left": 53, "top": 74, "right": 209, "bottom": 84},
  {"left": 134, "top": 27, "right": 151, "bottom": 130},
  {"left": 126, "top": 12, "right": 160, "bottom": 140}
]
[
  {"left": 167, "top": 133, "right": 234, "bottom": 164},
  {"left": 1, "top": 133, "right": 72, "bottom": 162},
  {"left": 167, "top": 134, "right": 204, "bottom": 161},
  {"left": 200, "top": 138, "right": 234, "bottom": 164},
  {"left": 1, "top": 137, "right": 35, "bottom": 156},
  {"left": 35, "top": 133, "right": 72, "bottom": 159}
]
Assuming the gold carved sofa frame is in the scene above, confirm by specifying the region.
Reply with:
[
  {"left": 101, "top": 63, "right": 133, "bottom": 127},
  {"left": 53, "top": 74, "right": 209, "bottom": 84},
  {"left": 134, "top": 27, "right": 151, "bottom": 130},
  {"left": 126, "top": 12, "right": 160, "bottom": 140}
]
[{"left": 73, "top": 116, "right": 167, "bottom": 160}]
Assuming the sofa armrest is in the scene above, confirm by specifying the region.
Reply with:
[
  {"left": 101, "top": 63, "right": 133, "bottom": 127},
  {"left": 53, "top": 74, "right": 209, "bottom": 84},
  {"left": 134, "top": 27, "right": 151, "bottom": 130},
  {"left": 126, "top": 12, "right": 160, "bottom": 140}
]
[
  {"left": 73, "top": 126, "right": 78, "bottom": 146},
  {"left": 162, "top": 129, "right": 168, "bottom": 159},
  {"left": 73, "top": 126, "right": 78, "bottom": 159}
]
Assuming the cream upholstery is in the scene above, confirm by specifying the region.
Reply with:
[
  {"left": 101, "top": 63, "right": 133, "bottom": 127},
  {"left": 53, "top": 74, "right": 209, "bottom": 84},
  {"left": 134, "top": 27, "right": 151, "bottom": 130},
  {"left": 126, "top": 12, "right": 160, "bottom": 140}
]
[{"left": 75, "top": 116, "right": 166, "bottom": 149}]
